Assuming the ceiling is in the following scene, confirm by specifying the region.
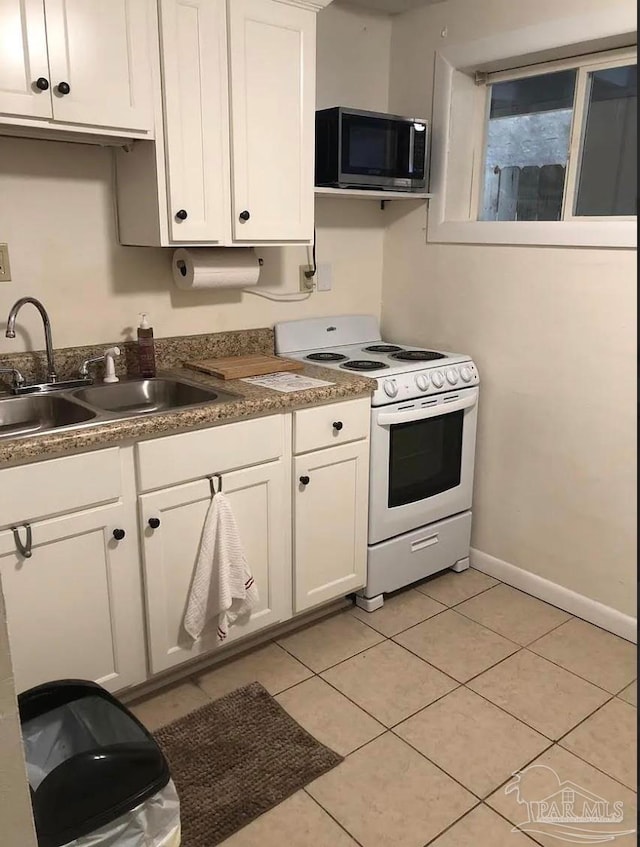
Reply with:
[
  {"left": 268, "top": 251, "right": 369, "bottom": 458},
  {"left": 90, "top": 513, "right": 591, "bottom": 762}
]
[{"left": 334, "top": 0, "right": 443, "bottom": 15}]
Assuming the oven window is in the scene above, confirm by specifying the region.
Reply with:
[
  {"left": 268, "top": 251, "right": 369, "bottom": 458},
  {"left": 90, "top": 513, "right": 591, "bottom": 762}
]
[{"left": 388, "top": 410, "right": 464, "bottom": 507}]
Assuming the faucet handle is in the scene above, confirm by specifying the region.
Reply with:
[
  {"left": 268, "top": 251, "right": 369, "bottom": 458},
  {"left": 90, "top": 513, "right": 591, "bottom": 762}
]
[{"left": 0, "top": 367, "right": 26, "bottom": 392}]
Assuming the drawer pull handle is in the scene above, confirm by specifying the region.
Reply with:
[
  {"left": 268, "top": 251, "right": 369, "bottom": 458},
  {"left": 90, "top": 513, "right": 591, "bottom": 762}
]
[
  {"left": 35, "top": 77, "right": 49, "bottom": 91},
  {"left": 411, "top": 534, "right": 438, "bottom": 553},
  {"left": 11, "top": 524, "right": 32, "bottom": 559},
  {"left": 175, "top": 209, "right": 188, "bottom": 221},
  {"left": 299, "top": 475, "right": 310, "bottom": 486},
  {"left": 332, "top": 421, "right": 343, "bottom": 431},
  {"left": 112, "top": 528, "right": 126, "bottom": 541},
  {"left": 148, "top": 518, "right": 160, "bottom": 529},
  {"left": 56, "top": 81, "right": 70, "bottom": 95}
]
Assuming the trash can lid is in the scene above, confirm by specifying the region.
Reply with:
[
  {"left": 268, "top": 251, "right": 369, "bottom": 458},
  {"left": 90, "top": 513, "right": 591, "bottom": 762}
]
[{"left": 19, "top": 680, "right": 171, "bottom": 847}]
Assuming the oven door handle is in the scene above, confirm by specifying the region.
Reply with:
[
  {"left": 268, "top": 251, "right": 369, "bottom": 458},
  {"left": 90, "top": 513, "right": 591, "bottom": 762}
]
[{"left": 377, "top": 394, "right": 477, "bottom": 427}]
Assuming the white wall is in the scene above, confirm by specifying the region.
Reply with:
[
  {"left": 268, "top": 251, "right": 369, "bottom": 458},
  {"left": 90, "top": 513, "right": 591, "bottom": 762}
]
[
  {"left": 0, "top": 3, "right": 391, "bottom": 354},
  {"left": 384, "top": 0, "right": 637, "bottom": 618}
]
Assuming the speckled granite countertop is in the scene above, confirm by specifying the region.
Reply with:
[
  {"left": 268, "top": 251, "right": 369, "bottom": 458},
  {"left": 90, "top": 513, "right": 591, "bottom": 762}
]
[{"left": 0, "top": 329, "right": 375, "bottom": 468}]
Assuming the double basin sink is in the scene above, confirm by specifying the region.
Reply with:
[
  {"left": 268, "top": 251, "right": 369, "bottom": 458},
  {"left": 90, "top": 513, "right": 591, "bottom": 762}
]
[{"left": 0, "top": 378, "right": 237, "bottom": 441}]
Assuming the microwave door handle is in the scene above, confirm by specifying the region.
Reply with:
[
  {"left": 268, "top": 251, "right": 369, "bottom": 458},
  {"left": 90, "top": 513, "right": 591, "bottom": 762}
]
[
  {"left": 408, "top": 124, "right": 415, "bottom": 174},
  {"left": 377, "top": 394, "right": 477, "bottom": 427}
]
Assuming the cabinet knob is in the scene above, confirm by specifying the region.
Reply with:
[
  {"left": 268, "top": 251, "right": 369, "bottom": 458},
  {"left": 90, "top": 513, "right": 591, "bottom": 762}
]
[
  {"left": 112, "top": 528, "right": 126, "bottom": 541},
  {"left": 56, "top": 81, "right": 71, "bottom": 95},
  {"left": 35, "top": 77, "right": 49, "bottom": 91},
  {"left": 175, "top": 209, "right": 188, "bottom": 221},
  {"left": 299, "top": 475, "right": 310, "bottom": 486},
  {"left": 148, "top": 517, "right": 160, "bottom": 529},
  {"left": 239, "top": 210, "right": 251, "bottom": 222},
  {"left": 332, "top": 421, "right": 344, "bottom": 431}
]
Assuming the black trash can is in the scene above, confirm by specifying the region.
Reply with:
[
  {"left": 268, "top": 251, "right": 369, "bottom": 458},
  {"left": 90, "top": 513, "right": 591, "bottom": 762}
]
[{"left": 18, "top": 679, "right": 181, "bottom": 847}]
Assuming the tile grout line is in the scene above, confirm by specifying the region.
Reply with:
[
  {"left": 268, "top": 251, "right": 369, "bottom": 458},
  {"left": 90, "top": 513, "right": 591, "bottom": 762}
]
[
  {"left": 519, "top": 645, "right": 629, "bottom": 696},
  {"left": 413, "top": 574, "right": 500, "bottom": 606},
  {"left": 303, "top": 788, "right": 368, "bottom": 847},
  {"left": 452, "top": 603, "right": 573, "bottom": 650},
  {"left": 476, "top": 801, "right": 548, "bottom": 846},
  {"left": 351, "top": 577, "right": 506, "bottom": 640}
]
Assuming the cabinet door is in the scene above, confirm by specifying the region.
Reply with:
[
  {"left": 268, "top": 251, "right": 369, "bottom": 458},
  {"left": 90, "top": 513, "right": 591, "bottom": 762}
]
[
  {"left": 0, "top": 504, "right": 146, "bottom": 695},
  {"left": 228, "top": 0, "right": 315, "bottom": 242},
  {"left": 159, "top": 0, "right": 231, "bottom": 242},
  {"left": 0, "top": 0, "right": 51, "bottom": 118},
  {"left": 294, "top": 440, "right": 369, "bottom": 613},
  {"left": 43, "top": 0, "right": 153, "bottom": 131},
  {"left": 140, "top": 460, "right": 290, "bottom": 674}
]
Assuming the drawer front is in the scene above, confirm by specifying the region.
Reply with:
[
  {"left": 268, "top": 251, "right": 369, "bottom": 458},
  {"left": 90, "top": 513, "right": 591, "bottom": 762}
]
[
  {"left": 0, "top": 448, "right": 122, "bottom": 529},
  {"left": 136, "top": 414, "right": 285, "bottom": 491},
  {"left": 294, "top": 398, "right": 370, "bottom": 454}
]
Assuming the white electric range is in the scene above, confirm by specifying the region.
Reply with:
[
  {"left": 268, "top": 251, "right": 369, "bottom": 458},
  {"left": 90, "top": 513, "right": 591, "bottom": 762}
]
[{"left": 275, "top": 315, "right": 480, "bottom": 611}]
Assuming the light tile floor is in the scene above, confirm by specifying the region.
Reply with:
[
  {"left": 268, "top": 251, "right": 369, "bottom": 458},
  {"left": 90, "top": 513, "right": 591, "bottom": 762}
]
[{"left": 128, "top": 570, "right": 637, "bottom": 847}]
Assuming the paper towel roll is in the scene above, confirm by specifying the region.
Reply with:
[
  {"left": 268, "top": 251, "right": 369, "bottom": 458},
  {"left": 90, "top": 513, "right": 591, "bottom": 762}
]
[{"left": 172, "top": 248, "right": 261, "bottom": 290}]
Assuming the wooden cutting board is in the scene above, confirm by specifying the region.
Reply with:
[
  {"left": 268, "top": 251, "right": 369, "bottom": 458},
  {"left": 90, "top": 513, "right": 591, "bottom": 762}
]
[{"left": 185, "top": 354, "right": 305, "bottom": 380}]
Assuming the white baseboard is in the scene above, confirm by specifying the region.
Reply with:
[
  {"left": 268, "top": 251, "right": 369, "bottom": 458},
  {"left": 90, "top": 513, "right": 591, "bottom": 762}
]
[{"left": 470, "top": 548, "right": 637, "bottom": 644}]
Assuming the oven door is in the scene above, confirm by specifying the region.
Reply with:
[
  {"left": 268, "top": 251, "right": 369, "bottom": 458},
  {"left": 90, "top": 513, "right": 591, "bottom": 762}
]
[
  {"left": 368, "top": 388, "right": 478, "bottom": 545},
  {"left": 339, "top": 111, "right": 423, "bottom": 188}
]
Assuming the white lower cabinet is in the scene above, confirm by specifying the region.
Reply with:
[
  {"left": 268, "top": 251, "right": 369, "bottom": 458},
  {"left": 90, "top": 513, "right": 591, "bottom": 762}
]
[
  {"left": 294, "top": 439, "right": 369, "bottom": 613},
  {"left": 0, "top": 401, "right": 369, "bottom": 693},
  {"left": 0, "top": 501, "right": 145, "bottom": 695},
  {"left": 139, "top": 459, "right": 290, "bottom": 674}
]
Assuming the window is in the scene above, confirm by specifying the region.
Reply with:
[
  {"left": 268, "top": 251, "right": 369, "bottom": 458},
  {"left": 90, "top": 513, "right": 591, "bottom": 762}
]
[{"left": 478, "top": 51, "right": 637, "bottom": 222}]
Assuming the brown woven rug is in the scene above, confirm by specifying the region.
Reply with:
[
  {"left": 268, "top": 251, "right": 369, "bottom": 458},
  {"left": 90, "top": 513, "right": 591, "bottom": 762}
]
[{"left": 154, "top": 681, "right": 343, "bottom": 846}]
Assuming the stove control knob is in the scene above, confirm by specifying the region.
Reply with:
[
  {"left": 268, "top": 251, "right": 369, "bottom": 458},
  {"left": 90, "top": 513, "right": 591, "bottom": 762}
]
[
  {"left": 431, "top": 371, "right": 445, "bottom": 389},
  {"left": 446, "top": 368, "right": 458, "bottom": 385},
  {"left": 383, "top": 378, "right": 398, "bottom": 398},
  {"left": 460, "top": 366, "right": 473, "bottom": 383},
  {"left": 415, "top": 373, "right": 429, "bottom": 392}
]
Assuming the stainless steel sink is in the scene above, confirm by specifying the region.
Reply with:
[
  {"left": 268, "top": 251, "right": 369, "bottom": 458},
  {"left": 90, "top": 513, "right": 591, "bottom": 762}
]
[
  {"left": 0, "top": 376, "right": 236, "bottom": 441},
  {"left": 72, "top": 378, "right": 234, "bottom": 416},
  {"left": 0, "top": 394, "right": 98, "bottom": 440}
]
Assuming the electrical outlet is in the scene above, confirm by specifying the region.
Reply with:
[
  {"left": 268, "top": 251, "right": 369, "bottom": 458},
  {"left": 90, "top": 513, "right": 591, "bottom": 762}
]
[
  {"left": 0, "top": 244, "right": 11, "bottom": 282},
  {"left": 299, "top": 264, "right": 315, "bottom": 292}
]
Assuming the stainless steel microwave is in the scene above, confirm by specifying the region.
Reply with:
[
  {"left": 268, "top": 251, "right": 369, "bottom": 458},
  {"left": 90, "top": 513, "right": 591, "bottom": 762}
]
[{"left": 315, "top": 107, "right": 429, "bottom": 192}]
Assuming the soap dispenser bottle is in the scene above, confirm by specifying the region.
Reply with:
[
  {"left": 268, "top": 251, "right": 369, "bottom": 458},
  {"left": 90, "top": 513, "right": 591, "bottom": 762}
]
[{"left": 137, "top": 313, "right": 156, "bottom": 378}]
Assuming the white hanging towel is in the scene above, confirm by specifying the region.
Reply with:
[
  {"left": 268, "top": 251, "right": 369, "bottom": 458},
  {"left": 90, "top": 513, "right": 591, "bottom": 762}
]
[{"left": 183, "top": 491, "right": 259, "bottom": 642}]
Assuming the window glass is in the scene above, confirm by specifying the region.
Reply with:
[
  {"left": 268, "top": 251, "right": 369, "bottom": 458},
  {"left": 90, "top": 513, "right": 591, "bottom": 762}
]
[
  {"left": 575, "top": 64, "right": 637, "bottom": 216},
  {"left": 480, "top": 70, "right": 577, "bottom": 221}
]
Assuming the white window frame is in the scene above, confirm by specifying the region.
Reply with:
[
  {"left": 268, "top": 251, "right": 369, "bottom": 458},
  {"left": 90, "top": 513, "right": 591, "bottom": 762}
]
[{"left": 428, "top": 3, "right": 637, "bottom": 248}]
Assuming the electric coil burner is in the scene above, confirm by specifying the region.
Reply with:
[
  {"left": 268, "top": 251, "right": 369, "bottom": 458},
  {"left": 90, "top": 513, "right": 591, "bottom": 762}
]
[
  {"left": 391, "top": 350, "right": 447, "bottom": 361},
  {"left": 305, "top": 352, "right": 348, "bottom": 362},
  {"left": 364, "top": 344, "right": 403, "bottom": 353},
  {"left": 341, "top": 360, "right": 388, "bottom": 371}
]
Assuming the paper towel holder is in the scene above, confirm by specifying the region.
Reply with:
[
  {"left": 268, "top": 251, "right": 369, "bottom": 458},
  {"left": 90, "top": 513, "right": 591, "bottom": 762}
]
[{"left": 173, "top": 253, "right": 263, "bottom": 277}]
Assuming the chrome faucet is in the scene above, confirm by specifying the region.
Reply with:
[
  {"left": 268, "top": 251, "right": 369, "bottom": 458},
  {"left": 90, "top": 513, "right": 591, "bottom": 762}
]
[{"left": 6, "top": 297, "right": 57, "bottom": 383}]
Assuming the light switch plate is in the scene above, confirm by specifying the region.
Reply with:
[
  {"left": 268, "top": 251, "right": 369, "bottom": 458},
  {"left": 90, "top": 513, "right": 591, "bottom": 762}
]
[
  {"left": 0, "top": 244, "right": 11, "bottom": 282},
  {"left": 317, "top": 263, "right": 332, "bottom": 292}
]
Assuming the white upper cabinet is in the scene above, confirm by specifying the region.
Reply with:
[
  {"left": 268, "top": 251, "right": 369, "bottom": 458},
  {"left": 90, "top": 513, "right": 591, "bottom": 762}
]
[
  {"left": 117, "top": 0, "right": 323, "bottom": 246},
  {"left": 0, "top": 0, "right": 51, "bottom": 118},
  {"left": 158, "top": 0, "right": 231, "bottom": 243},
  {"left": 0, "top": 0, "right": 153, "bottom": 134},
  {"left": 228, "top": 0, "right": 315, "bottom": 242},
  {"left": 44, "top": 0, "right": 153, "bottom": 131}
]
